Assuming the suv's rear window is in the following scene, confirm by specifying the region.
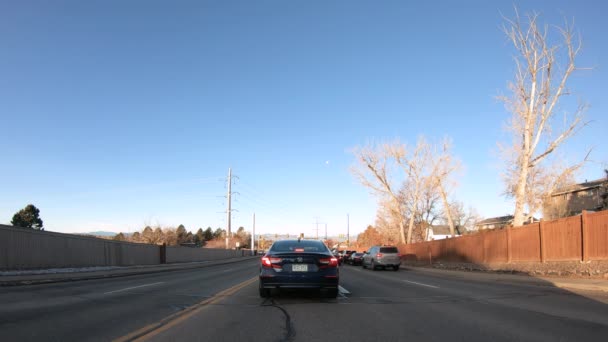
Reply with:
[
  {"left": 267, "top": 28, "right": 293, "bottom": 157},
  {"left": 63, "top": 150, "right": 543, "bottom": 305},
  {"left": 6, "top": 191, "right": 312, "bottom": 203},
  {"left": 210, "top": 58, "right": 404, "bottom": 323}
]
[
  {"left": 380, "top": 247, "right": 399, "bottom": 253},
  {"left": 270, "top": 240, "right": 327, "bottom": 253}
]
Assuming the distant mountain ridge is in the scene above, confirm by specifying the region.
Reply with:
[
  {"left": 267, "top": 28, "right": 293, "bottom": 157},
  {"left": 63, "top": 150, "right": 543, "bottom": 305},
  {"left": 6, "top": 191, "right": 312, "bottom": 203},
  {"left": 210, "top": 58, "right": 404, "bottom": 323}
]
[{"left": 86, "top": 231, "right": 117, "bottom": 237}]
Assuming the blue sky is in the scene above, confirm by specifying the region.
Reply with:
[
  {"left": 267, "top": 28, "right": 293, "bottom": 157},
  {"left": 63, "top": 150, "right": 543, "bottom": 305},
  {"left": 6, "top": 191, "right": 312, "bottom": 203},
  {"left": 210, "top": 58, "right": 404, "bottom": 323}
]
[{"left": 1, "top": 1, "right": 606, "bottom": 237}]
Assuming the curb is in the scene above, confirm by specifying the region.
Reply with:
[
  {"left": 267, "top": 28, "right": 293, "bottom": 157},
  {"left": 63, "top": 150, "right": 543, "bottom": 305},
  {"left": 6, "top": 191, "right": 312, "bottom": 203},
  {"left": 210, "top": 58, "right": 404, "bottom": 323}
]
[{"left": 0, "top": 256, "right": 259, "bottom": 287}]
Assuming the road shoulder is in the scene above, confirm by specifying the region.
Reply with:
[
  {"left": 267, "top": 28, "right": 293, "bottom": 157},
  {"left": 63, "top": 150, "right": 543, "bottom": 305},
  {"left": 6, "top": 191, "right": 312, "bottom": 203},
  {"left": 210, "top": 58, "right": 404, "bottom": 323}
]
[{"left": 403, "top": 265, "right": 608, "bottom": 293}]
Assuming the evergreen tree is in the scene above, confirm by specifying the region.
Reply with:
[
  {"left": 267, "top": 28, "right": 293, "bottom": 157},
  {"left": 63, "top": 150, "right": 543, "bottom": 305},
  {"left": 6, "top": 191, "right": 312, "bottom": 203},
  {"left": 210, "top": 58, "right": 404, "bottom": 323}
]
[{"left": 11, "top": 204, "right": 44, "bottom": 230}]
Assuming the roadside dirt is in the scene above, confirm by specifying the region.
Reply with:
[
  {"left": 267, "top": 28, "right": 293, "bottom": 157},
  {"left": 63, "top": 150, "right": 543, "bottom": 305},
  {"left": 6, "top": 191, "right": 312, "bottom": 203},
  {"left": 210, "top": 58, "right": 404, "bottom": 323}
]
[{"left": 404, "top": 260, "right": 608, "bottom": 280}]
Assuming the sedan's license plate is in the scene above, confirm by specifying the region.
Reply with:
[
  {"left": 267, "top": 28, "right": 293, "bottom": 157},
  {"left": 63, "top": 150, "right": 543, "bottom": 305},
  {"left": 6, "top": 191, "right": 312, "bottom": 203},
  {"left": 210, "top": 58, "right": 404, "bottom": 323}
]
[{"left": 292, "top": 264, "right": 308, "bottom": 272}]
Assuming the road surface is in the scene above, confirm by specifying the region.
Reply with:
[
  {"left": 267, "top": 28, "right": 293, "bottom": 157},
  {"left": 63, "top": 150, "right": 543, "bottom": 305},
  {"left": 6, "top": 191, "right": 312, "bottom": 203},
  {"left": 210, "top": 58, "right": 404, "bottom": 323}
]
[{"left": 2, "top": 259, "right": 608, "bottom": 341}]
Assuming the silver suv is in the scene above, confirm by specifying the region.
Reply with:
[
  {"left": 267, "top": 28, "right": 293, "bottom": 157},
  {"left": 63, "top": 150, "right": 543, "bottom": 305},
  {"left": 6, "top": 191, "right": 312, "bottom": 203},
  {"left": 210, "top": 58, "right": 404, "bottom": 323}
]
[{"left": 362, "top": 246, "right": 401, "bottom": 271}]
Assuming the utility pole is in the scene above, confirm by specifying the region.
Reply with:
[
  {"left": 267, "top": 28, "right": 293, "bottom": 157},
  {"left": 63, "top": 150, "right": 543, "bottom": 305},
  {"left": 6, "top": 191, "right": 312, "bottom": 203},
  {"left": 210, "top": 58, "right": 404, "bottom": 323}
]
[
  {"left": 324, "top": 223, "right": 327, "bottom": 240},
  {"left": 225, "top": 168, "right": 232, "bottom": 249},
  {"left": 347, "top": 213, "right": 350, "bottom": 247},
  {"left": 313, "top": 217, "right": 320, "bottom": 240},
  {"left": 251, "top": 213, "right": 255, "bottom": 254}
]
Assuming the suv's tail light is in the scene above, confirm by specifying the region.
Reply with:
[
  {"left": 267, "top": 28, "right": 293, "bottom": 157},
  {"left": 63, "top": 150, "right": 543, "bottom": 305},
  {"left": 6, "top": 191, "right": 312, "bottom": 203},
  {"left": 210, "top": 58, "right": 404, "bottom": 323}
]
[
  {"left": 319, "top": 257, "right": 339, "bottom": 268},
  {"left": 376, "top": 253, "right": 383, "bottom": 258},
  {"left": 261, "top": 256, "right": 282, "bottom": 269},
  {"left": 397, "top": 253, "right": 402, "bottom": 257}
]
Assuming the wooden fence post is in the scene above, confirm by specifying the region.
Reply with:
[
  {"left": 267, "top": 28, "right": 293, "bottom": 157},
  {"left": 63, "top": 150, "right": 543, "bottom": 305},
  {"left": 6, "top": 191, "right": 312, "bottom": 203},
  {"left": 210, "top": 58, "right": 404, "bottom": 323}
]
[
  {"left": 506, "top": 228, "right": 512, "bottom": 263},
  {"left": 581, "top": 210, "right": 588, "bottom": 262},
  {"left": 482, "top": 231, "right": 487, "bottom": 264},
  {"left": 539, "top": 220, "right": 545, "bottom": 263}
]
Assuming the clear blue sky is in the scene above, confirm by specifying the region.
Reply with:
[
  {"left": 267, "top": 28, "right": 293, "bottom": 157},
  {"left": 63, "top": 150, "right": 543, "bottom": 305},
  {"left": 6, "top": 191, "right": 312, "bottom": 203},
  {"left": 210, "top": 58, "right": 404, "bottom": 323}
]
[{"left": 1, "top": 1, "right": 606, "bottom": 237}]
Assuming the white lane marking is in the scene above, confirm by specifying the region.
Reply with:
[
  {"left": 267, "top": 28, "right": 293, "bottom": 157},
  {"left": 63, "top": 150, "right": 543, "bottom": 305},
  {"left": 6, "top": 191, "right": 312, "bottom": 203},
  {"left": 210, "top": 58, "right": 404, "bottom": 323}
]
[
  {"left": 218, "top": 268, "right": 234, "bottom": 273},
  {"left": 338, "top": 285, "right": 350, "bottom": 294},
  {"left": 402, "top": 280, "right": 439, "bottom": 289},
  {"left": 104, "top": 282, "right": 165, "bottom": 295}
]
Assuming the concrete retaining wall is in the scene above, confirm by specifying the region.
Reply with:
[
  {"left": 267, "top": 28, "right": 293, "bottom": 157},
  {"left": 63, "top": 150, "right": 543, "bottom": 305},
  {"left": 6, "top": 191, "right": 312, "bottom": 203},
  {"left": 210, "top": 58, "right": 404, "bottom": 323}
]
[
  {"left": 166, "top": 246, "right": 252, "bottom": 263},
  {"left": 0, "top": 224, "right": 159, "bottom": 269},
  {"left": 0, "top": 224, "right": 254, "bottom": 270}
]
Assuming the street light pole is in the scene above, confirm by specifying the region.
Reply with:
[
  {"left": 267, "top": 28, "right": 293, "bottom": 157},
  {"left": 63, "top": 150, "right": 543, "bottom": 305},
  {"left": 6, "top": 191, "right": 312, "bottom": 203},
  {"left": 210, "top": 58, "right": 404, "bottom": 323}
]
[
  {"left": 347, "top": 213, "right": 350, "bottom": 247},
  {"left": 251, "top": 213, "right": 255, "bottom": 254}
]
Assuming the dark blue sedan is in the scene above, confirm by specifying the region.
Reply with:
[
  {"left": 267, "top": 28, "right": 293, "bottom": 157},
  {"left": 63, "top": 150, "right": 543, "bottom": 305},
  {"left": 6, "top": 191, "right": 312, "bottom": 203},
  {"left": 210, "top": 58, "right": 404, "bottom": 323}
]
[{"left": 259, "top": 239, "right": 340, "bottom": 298}]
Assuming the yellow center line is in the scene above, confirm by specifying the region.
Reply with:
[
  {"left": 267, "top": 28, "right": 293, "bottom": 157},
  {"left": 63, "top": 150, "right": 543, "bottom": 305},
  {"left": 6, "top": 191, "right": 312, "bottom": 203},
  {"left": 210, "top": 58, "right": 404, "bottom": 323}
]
[{"left": 113, "top": 276, "right": 257, "bottom": 342}]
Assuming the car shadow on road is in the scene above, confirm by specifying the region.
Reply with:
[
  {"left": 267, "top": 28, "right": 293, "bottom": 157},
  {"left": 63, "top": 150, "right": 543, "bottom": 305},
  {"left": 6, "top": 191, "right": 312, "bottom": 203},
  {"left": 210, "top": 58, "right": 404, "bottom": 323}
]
[{"left": 263, "top": 288, "right": 342, "bottom": 304}]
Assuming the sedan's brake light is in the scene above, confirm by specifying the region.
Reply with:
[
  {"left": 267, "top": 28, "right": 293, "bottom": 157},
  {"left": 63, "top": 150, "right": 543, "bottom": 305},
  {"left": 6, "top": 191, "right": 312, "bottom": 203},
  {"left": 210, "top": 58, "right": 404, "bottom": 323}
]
[
  {"left": 319, "top": 257, "right": 339, "bottom": 268},
  {"left": 294, "top": 248, "right": 304, "bottom": 252},
  {"left": 330, "top": 257, "right": 338, "bottom": 267},
  {"left": 261, "top": 256, "right": 282, "bottom": 268},
  {"left": 376, "top": 253, "right": 383, "bottom": 258}
]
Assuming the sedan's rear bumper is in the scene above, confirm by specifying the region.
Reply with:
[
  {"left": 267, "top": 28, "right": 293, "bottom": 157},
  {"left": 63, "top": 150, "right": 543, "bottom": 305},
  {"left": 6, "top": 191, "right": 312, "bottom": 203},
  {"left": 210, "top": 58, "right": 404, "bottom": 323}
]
[
  {"left": 260, "top": 282, "right": 338, "bottom": 289},
  {"left": 260, "top": 276, "right": 338, "bottom": 289}
]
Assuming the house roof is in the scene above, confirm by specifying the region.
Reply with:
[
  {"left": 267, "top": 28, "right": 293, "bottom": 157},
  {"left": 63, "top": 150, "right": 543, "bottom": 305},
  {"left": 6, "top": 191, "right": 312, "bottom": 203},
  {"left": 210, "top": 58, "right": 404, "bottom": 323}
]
[
  {"left": 551, "top": 177, "right": 607, "bottom": 196},
  {"left": 475, "top": 215, "right": 514, "bottom": 226},
  {"left": 430, "top": 225, "right": 462, "bottom": 235},
  {"left": 476, "top": 215, "right": 539, "bottom": 227}
]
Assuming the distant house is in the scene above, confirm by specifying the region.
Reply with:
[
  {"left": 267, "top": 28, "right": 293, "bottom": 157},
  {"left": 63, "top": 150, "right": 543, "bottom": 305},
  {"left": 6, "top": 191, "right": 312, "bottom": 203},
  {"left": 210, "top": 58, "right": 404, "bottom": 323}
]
[
  {"left": 475, "top": 215, "right": 514, "bottom": 230},
  {"left": 426, "top": 225, "right": 462, "bottom": 241},
  {"left": 543, "top": 177, "right": 608, "bottom": 220},
  {"left": 474, "top": 215, "right": 538, "bottom": 230}
]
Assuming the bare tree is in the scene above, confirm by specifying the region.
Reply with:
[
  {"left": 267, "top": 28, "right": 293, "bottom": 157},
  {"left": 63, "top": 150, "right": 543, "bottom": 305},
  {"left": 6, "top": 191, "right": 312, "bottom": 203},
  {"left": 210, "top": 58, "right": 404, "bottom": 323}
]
[
  {"left": 351, "top": 141, "right": 409, "bottom": 243},
  {"left": 163, "top": 228, "right": 178, "bottom": 246},
  {"left": 356, "top": 225, "right": 384, "bottom": 249},
  {"left": 391, "top": 138, "right": 431, "bottom": 244},
  {"left": 499, "top": 9, "right": 589, "bottom": 227},
  {"left": 444, "top": 201, "right": 482, "bottom": 232},
  {"left": 428, "top": 139, "right": 461, "bottom": 236},
  {"left": 352, "top": 138, "right": 433, "bottom": 244},
  {"left": 404, "top": 175, "right": 441, "bottom": 242},
  {"left": 374, "top": 198, "right": 401, "bottom": 244}
]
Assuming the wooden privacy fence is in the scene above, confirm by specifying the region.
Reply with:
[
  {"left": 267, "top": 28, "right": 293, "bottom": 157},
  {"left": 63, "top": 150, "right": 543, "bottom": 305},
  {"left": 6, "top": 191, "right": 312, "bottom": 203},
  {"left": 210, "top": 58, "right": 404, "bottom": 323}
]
[{"left": 402, "top": 210, "right": 608, "bottom": 264}]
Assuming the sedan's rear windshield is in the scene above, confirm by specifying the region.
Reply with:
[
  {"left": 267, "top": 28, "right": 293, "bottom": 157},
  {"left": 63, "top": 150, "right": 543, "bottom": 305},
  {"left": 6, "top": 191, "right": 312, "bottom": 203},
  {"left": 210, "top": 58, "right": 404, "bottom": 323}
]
[
  {"left": 270, "top": 240, "right": 328, "bottom": 253},
  {"left": 380, "top": 247, "right": 399, "bottom": 253}
]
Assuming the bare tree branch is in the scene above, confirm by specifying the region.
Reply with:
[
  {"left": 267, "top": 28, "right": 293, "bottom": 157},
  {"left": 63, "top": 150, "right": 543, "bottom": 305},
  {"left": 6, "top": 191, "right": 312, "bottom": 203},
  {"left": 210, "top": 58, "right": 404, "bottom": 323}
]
[{"left": 499, "top": 8, "right": 591, "bottom": 226}]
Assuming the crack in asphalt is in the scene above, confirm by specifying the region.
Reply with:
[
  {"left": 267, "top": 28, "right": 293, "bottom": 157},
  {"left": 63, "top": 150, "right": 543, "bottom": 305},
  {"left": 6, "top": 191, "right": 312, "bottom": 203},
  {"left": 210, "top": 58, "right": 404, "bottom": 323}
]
[{"left": 262, "top": 298, "right": 296, "bottom": 342}]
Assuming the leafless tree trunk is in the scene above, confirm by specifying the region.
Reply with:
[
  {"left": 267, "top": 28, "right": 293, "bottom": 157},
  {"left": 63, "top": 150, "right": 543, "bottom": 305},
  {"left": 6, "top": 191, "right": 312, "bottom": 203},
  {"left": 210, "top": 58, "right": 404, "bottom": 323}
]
[
  {"left": 391, "top": 137, "right": 431, "bottom": 244},
  {"left": 499, "top": 9, "right": 589, "bottom": 227},
  {"left": 429, "top": 139, "right": 460, "bottom": 237}
]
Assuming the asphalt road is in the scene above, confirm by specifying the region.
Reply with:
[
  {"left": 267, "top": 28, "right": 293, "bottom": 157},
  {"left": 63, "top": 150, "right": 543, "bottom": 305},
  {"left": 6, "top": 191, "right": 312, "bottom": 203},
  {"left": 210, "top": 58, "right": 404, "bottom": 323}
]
[
  {"left": 142, "top": 263, "right": 608, "bottom": 342},
  {"left": 3, "top": 260, "right": 608, "bottom": 342},
  {"left": 0, "top": 258, "right": 260, "bottom": 341}
]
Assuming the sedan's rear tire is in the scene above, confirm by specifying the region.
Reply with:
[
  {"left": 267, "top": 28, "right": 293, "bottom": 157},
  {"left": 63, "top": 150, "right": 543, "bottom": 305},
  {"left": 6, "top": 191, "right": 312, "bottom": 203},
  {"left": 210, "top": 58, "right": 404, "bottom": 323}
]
[
  {"left": 259, "top": 283, "right": 270, "bottom": 298},
  {"left": 325, "top": 288, "right": 339, "bottom": 298},
  {"left": 362, "top": 262, "right": 367, "bottom": 269},
  {"left": 393, "top": 265, "right": 400, "bottom": 271},
  {"left": 371, "top": 261, "right": 377, "bottom": 271}
]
